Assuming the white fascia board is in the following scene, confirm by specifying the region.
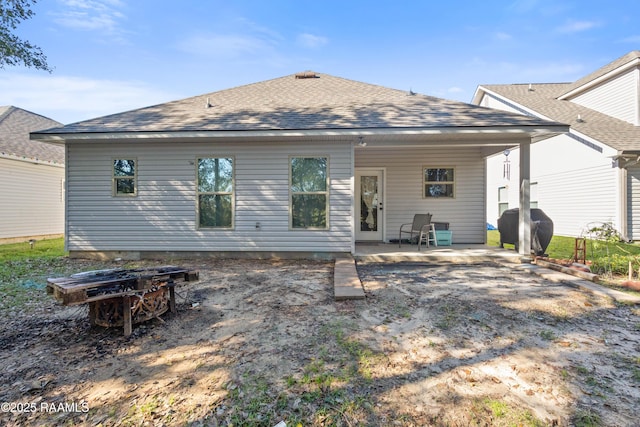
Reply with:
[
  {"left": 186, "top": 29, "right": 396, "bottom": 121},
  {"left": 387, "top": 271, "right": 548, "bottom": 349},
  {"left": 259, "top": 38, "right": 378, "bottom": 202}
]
[
  {"left": 30, "top": 125, "right": 568, "bottom": 143},
  {"left": 471, "top": 86, "right": 486, "bottom": 104},
  {"left": 477, "top": 87, "right": 559, "bottom": 123}
]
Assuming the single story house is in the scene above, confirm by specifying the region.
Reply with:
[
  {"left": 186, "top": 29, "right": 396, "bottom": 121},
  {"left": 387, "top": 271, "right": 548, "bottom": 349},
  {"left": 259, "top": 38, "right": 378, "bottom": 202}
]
[
  {"left": 1, "top": 106, "right": 64, "bottom": 243},
  {"left": 31, "top": 72, "right": 567, "bottom": 259},
  {"left": 474, "top": 51, "right": 640, "bottom": 240}
]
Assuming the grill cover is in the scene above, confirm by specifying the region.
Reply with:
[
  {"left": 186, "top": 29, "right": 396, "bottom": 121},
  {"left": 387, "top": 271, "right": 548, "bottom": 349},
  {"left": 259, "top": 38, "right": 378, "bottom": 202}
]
[{"left": 497, "top": 208, "right": 553, "bottom": 256}]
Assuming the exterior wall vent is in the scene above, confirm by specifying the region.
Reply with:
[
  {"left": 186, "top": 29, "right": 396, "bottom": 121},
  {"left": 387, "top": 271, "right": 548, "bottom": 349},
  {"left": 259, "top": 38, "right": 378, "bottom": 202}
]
[{"left": 295, "top": 71, "right": 318, "bottom": 79}]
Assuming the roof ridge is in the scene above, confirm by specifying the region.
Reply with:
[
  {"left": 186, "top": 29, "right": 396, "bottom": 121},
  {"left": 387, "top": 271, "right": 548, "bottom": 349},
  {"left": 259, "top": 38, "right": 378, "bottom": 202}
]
[
  {"left": 0, "top": 105, "right": 17, "bottom": 125},
  {"left": 476, "top": 81, "right": 640, "bottom": 152},
  {"left": 558, "top": 51, "right": 640, "bottom": 98}
]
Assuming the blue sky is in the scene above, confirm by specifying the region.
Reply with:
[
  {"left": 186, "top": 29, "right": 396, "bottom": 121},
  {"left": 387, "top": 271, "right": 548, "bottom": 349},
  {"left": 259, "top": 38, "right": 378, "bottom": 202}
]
[{"left": 2, "top": 0, "right": 639, "bottom": 124}]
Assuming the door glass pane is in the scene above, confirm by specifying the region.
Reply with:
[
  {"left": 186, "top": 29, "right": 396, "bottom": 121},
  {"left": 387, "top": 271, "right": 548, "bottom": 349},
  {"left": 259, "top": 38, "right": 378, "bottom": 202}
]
[{"left": 360, "top": 175, "right": 378, "bottom": 232}]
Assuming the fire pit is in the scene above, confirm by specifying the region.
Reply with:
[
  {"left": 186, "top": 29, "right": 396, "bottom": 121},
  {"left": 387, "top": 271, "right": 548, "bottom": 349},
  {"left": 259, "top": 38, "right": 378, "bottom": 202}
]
[{"left": 47, "top": 266, "right": 199, "bottom": 336}]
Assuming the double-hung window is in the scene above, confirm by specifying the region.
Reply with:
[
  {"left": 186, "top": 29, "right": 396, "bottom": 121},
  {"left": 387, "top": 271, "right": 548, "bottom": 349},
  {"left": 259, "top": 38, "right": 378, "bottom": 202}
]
[
  {"left": 424, "top": 167, "right": 454, "bottom": 198},
  {"left": 290, "top": 156, "right": 328, "bottom": 229},
  {"left": 197, "top": 157, "right": 234, "bottom": 228},
  {"left": 113, "top": 159, "right": 136, "bottom": 196}
]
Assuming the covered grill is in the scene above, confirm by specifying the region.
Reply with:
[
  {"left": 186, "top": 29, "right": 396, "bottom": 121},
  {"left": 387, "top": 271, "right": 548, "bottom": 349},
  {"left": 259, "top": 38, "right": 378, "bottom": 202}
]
[{"left": 497, "top": 208, "right": 554, "bottom": 256}]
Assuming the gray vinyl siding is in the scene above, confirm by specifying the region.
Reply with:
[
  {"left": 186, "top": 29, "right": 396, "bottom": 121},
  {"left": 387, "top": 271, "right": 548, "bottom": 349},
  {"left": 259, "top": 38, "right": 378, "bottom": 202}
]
[
  {"left": 572, "top": 68, "right": 638, "bottom": 125},
  {"left": 1, "top": 157, "right": 65, "bottom": 239},
  {"left": 355, "top": 146, "right": 486, "bottom": 244},
  {"left": 66, "top": 140, "right": 352, "bottom": 253}
]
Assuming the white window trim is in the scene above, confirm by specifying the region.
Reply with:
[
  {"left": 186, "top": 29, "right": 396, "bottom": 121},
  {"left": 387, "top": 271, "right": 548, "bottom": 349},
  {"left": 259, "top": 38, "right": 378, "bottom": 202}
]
[
  {"left": 112, "top": 158, "right": 137, "bottom": 197},
  {"left": 289, "top": 155, "right": 330, "bottom": 230},
  {"left": 196, "top": 156, "right": 235, "bottom": 230},
  {"left": 423, "top": 166, "right": 456, "bottom": 199}
]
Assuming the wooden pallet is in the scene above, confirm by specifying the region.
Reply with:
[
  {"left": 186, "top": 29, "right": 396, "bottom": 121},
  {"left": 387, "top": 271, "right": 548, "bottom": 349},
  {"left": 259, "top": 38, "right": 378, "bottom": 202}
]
[
  {"left": 47, "top": 266, "right": 199, "bottom": 336},
  {"left": 47, "top": 266, "right": 198, "bottom": 306}
]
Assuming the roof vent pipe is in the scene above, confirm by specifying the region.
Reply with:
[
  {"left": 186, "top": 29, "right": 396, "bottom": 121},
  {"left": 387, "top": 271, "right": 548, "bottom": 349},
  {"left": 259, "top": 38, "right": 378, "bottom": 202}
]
[{"left": 295, "top": 71, "right": 318, "bottom": 79}]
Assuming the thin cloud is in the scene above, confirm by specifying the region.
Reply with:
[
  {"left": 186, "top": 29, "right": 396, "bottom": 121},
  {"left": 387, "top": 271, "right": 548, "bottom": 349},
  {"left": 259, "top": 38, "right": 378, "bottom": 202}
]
[
  {"left": 52, "top": 0, "right": 127, "bottom": 37},
  {"left": 556, "top": 19, "right": 600, "bottom": 34},
  {"left": 175, "top": 18, "right": 283, "bottom": 59},
  {"left": 297, "top": 33, "right": 329, "bottom": 48},
  {"left": 176, "top": 33, "right": 273, "bottom": 58},
  {"left": 507, "top": 0, "right": 540, "bottom": 13},
  {"left": 0, "top": 73, "right": 176, "bottom": 124},
  {"left": 494, "top": 32, "right": 512, "bottom": 41},
  {"left": 618, "top": 35, "right": 640, "bottom": 43}
]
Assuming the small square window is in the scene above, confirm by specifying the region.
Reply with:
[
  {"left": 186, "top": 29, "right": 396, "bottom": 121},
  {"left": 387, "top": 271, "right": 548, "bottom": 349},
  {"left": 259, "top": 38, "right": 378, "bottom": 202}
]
[
  {"left": 424, "top": 167, "right": 454, "bottom": 198},
  {"left": 113, "top": 159, "right": 136, "bottom": 196}
]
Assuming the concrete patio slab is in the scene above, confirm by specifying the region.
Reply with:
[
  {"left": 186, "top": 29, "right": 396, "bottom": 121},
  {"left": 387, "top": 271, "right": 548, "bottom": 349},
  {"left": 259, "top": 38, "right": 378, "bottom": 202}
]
[
  {"left": 354, "top": 243, "right": 524, "bottom": 263},
  {"left": 350, "top": 243, "right": 640, "bottom": 305}
]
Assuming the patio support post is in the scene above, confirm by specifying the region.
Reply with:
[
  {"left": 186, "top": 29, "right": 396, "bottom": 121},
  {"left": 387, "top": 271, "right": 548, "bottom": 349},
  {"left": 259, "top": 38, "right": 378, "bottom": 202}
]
[{"left": 518, "top": 139, "right": 531, "bottom": 261}]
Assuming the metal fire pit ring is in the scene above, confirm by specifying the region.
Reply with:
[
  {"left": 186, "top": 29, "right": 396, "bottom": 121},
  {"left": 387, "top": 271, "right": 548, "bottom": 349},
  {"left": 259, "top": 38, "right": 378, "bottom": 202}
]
[{"left": 89, "top": 287, "right": 170, "bottom": 328}]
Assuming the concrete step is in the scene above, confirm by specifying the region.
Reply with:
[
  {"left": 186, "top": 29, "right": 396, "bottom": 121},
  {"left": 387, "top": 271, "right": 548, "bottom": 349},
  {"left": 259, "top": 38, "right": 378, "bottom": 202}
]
[{"left": 334, "top": 255, "right": 365, "bottom": 300}]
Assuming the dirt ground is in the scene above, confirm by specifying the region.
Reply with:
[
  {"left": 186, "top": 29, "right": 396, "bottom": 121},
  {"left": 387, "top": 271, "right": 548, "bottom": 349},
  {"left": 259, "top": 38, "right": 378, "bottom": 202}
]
[{"left": 1, "top": 258, "right": 640, "bottom": 426}]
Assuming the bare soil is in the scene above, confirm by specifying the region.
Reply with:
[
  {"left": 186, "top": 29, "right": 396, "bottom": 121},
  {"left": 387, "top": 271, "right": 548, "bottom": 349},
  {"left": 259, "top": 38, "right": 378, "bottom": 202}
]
[{"left": 1, "top": 258, "right": 640, "bottom": 426}]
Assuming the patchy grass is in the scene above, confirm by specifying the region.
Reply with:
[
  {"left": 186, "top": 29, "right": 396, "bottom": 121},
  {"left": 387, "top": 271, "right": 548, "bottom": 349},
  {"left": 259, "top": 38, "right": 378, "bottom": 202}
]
[
  {"left": 573, "top": 408, "right": 602, "bottom": 427},
  {"left": 0, "top": 237, "right": 66, "bottom": 262},
  {"left": 0, "top": 238, "right": 67, "bottom": 311},
  {"left": 0, "top": 237, "right": 112, "bottom": 312},
  {"left": 470, "top": 398, "right": 546, "bottom": 427},
  {"left": 488, "top": 230, "right": 640, "bottom": 280}
]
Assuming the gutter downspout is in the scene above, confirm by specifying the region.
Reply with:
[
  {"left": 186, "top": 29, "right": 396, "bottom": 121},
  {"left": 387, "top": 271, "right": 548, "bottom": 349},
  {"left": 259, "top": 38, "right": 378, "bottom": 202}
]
[{"left": 350, "top": 139, "right": 356, "bottom": 255}]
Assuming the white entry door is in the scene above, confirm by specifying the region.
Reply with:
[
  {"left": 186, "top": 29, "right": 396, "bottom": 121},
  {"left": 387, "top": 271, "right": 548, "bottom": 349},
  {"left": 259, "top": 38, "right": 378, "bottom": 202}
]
[{"left": 355, "top": 169, "right": 384, "bottom": 241}]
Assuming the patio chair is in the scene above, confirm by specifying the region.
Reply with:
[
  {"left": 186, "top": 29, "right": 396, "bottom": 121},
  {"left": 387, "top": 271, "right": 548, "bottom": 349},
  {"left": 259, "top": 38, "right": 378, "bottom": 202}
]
[{"left": 399, "top": 213, "right": 433, "bottom": 250}]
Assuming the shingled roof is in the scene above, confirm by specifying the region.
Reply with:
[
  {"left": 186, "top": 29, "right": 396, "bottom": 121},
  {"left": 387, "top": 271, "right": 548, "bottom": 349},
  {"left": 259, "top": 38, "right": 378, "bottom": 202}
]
[
  {"left": 475, "top": 52, "right": 640, "bottom": 153},
  {"left": 0, "top": 106, "right": 63, "bottom": 164},
  {"left": 559, "top": 50, "right": 640, "bottom": 99},
  {"left": 33, "top": 72, "right": 564, "bottom": 137}
]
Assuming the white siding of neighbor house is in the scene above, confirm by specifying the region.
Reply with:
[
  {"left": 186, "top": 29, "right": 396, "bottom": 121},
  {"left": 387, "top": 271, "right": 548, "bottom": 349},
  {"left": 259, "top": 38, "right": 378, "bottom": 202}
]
[
  {"left": 486, "top": 133, "right": 619, "bottom": 238},
  {"left": 356, "top": 146, "right": 486, "bottom": 244},
  {"left": 1, "top": 157, "right": 65, "bottom": 240},
  {"left": 479, "top": 94, "right": 524, "bottom": 115},
  {"left": 571, "top": 67, "right": 639, "bottom": 126},
  {"left": 65, "top": 140, "right": 353, "bottom": 254}
]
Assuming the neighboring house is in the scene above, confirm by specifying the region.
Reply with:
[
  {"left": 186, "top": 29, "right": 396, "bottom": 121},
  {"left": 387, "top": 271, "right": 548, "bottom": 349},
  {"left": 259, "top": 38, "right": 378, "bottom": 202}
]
[
  {"left": 1, "top": 106, "right": 64, "bottom": 243},
  {"left": 474, "top": 51, "right": 640, "bottom": 241},
  {"left": 31, "top": 72, "right": 566, "bottom": 259}
]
